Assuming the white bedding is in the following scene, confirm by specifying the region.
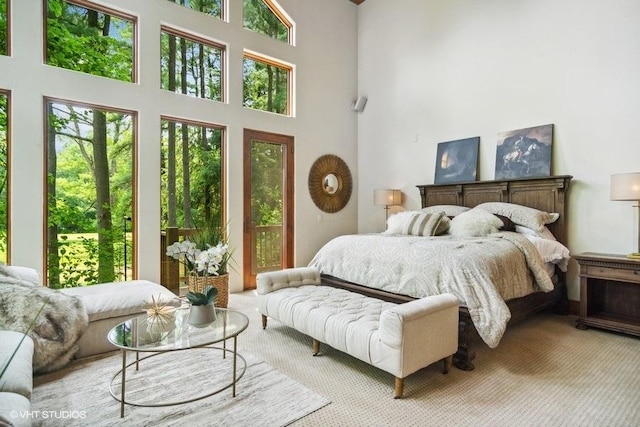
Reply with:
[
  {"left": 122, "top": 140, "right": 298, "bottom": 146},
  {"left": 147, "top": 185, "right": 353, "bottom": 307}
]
[{"left": 308, "top": 231, "right": 557, "bottom": 348}]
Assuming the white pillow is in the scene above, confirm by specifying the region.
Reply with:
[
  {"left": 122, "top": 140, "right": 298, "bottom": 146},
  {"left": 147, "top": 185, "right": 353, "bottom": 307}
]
[
  {"left": 449, "top": 208, "right": 503, "bottom": 237},
  {"left": 523, "top": 235, "right": 570, "bottom": 272},
  {"left": 421, "top": 205, "right": 470, "bottom": 217},
  {"left": 515, "top": 225, "right": 557, "bottom": 241},
  {"left": 476, "top": 202, "right": 559, "bottom": 232}
]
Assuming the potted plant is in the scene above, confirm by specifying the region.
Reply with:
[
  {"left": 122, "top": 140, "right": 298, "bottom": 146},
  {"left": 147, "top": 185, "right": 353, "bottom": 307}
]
[
  {"left": 185, "top": 285, "right": 218, "bottom": 327},
  {"left": 166, "top": 222, "right": 233, "bottom": 307}
]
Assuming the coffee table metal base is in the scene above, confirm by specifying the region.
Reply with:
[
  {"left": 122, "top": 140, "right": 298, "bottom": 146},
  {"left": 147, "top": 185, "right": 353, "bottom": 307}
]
[{"left": 109, "top": 341, "right": 246, "bottom": 417}]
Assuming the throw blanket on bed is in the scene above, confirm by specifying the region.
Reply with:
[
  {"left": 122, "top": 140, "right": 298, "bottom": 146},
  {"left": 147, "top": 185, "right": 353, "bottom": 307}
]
[
  {"left": 0, "top": 266, "right": 89, "bottom": 374},
  {"left": 308, "top": 232, "right": 553, "bottom": 348}
]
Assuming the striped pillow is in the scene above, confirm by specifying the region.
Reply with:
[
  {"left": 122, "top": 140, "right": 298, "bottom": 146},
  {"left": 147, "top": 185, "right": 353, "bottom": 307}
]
[{"left": 402, "top": 212, "right": 449, "bottom": 236}]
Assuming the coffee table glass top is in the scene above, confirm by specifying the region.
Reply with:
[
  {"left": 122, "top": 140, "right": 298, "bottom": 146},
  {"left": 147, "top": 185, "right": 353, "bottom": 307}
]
[{"left": 108, "top": 307, "right": 249, "bottom": 352}]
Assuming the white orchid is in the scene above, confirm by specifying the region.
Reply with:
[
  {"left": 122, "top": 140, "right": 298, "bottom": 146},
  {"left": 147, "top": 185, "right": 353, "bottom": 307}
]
[{"left": 166, "top": 239, "right": 231, "bottom": 277}]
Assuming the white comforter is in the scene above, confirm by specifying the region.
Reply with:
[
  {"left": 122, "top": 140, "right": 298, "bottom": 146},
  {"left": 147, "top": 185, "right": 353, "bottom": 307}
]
[{"left": 308, "top": 232, "right": 554, "bottom": 348}]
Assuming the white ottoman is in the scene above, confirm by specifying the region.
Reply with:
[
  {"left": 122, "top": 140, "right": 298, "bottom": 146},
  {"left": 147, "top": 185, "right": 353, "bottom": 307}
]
[
  {"left": 257, "top": 267, "right": 459, "bottom": 398},
  {"left": 61, "top": 280, "right": 179, "bottom": 358}
]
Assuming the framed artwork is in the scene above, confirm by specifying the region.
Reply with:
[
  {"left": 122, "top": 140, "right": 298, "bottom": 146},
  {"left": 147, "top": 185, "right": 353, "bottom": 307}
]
[
  {"left": 494, "top": 124, "right": 553, "bottom": 180},
  {"left": 434, "top": 137, "right": 479, "bottom": 184}
]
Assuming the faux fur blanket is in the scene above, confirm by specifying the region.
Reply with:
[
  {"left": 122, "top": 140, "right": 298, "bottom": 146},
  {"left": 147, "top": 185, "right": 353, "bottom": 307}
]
[{"left": 0, "top": 266, "right": 89, "bottom": 374}]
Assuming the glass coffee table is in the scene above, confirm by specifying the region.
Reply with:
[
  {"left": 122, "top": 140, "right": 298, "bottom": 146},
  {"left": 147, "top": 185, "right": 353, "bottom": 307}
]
[{"left": 107, "top": 306, "right": 249, "bottom": 417}]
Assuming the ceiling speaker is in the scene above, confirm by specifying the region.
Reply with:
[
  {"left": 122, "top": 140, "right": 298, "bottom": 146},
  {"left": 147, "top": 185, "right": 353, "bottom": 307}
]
[{"left": 353, "top": 96, "right": 367, "bottom": 113}]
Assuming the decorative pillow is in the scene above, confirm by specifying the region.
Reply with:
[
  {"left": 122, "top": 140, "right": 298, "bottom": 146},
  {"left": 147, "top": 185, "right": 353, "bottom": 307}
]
[
  {"left": 476, "top": 202, "right": 559, "bottom": 232},
  {"left": 515, "top": 224, "right": 557, "bottom": 241},
  {"left": 421, "top": 205, "right": 470, "bottom": 217},
  {"left": 522, "top": 234, "right": 570, "bottom": 272},
  {"left": 449, "top": 207, "right": 503, "bottom": 237},
  {"left": 403, "top": 212, "right": 450, "bottom": 236},
  {"left": 384, "top": 211, "right": 449, "bottom": 236},
  {"left": 494, "top": 214, "right": 516, "bottom": 231}
]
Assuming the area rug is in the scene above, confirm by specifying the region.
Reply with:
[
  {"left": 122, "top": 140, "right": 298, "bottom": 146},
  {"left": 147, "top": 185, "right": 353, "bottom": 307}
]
[{"left": 30, "top": 349, "right": 330, "bottom": 426}]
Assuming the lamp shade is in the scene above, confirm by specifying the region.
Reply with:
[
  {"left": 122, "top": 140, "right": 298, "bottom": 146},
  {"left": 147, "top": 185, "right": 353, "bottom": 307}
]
[
  {"left": 374, "top": 189, "right": 402, "bottom": 206},
  {"left": 610, "top": 173, "right": 640, "bottom": 201}
]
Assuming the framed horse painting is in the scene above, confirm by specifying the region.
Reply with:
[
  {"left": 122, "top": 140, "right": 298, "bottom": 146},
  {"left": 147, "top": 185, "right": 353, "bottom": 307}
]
[{"left": 494, "top": 124, "right": 553, "bottom": 179}]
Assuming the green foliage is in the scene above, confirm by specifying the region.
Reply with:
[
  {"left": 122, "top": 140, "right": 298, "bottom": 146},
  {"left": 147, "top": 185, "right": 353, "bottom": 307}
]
[
  {"left": 169, "top": 0, "right": 222, "bottom": 18},
  {"left": 243, "top": 58, "right": 288, "bottom": 114},
  {"left": 243, "top": 0, "right": 289, "bottom": 42},
  {"left": 0, "top": 0, "right": 7, "bottom": 55},
  {"left": 185, "top": 285, "right": 217, "bottom": 306},
  {"left": 46, "top": 0, "right": 134, "bottom": 82},
  {"left": 0, "top": 92, "right": 6, "bottom": 262},
  {"left": 251, "top": 142, "right": 283, "bottom": 226}
]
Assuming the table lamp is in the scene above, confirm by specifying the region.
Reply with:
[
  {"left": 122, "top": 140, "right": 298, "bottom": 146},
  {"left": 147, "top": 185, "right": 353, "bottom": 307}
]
[
  {"left": 610, "top": 172, "right": 640, "bottom": 259},
  {"left": 374, "top": 189, "right": 402, "bottom": 227}
]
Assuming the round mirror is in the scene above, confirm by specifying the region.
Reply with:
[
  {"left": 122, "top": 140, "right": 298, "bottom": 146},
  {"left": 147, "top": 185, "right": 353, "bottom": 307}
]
[
  {"left": 308, "top": 155, "right": 352, "bottom": 213},
  {"left": 323, "top": 174, "right": 339, "bottom": 194}
]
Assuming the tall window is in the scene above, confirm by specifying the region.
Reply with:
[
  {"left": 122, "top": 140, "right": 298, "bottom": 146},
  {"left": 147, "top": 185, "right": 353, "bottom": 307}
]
[
  {"left": 160, "top": 28, "right": 224, "bottom": 102},
  {"left": 45, "top": 0, "right": 135, "bottom": 82},
  {"left": 46, "top": 100, "right": 135, "bottom": 288},
  {"left": 161, "top": 118, "right": 225, "bottom": 231},
  {"left": 243, "top": 52, "right": 291, "bottom": 115},
  {"left": 167, "top": 0, "right": 223, "bottom": 20},
  {"left": 0, "top": 91, "right": 8, "bottom": 263},
  {"left": 0, "top": 0, "right": 8, "bottom": 56},
  {"left": 243, "top": 0, "right": 292, "bottom": 44}
]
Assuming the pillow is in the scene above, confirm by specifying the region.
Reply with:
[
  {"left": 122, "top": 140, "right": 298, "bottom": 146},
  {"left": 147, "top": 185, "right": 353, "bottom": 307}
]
[
  {"left": 421, "top": 205, "right": 470, "bottom": 217},
  {"left": 522, "top": 235, "right": 570, "bottom": 272},
  {"left": 449, "top": 207, "right": 503, "bottom": 237},
  {"left": 515, "top": 224, "right": 557, "bottom": 241},
  {"left": 494, "top": 214, "right": 516, "bottom": 231},
  {"left": 476, "top": 202, "right": 559, "bottom": 232},
  {"left": 384, "top": 211, "right": 449, "bottom": 236}
]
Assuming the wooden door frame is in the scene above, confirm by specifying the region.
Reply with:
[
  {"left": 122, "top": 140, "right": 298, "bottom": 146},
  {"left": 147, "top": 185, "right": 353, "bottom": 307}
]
[{"left": 242, "top": 129, "right": 294, "bottom": 289}]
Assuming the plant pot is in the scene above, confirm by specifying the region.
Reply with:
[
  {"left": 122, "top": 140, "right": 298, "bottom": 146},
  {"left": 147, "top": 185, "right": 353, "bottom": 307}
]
[{"left": 188, "top": 303, "right": 217, "bottom": 328}]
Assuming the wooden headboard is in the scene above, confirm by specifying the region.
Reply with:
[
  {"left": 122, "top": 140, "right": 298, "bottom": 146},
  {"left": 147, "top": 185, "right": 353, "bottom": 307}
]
[{"left": 416, "top": 175, "right": 572, "bottom": 245}]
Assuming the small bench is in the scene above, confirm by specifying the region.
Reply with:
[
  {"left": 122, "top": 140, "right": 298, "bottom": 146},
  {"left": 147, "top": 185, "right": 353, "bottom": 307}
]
[{"left": 257, "top": 267, "right": 459, "bottom": 398}]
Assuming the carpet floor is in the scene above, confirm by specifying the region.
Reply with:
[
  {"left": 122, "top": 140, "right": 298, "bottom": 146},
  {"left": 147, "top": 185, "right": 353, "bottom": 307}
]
[
  {"left": 32, "top": 290, "right": 640, "bottom": 426},
  {"left": 31, "top": 346, "right": 329, "bottom": 426}
]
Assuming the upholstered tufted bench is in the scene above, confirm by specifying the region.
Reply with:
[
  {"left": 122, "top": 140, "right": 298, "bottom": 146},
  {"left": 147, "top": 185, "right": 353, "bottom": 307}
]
[{"left": 256, "top": 267, "right": 459, "bottom": 398}]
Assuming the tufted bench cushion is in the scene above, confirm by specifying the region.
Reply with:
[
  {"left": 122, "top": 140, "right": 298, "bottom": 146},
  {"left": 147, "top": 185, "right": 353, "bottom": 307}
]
[{"left": 257, "top": 267, "right": 459, "bottom": 397}]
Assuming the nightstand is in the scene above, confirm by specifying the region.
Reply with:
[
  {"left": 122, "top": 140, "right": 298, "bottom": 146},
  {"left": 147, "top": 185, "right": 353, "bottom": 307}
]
[{"left": 574, "top": 252, "right": 640, "bottom": 337}]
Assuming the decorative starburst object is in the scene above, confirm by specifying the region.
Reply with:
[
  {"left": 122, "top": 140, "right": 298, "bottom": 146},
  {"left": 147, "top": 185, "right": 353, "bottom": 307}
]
[{"left": 145, "top": 294, "right": 176, "bottom": 331}]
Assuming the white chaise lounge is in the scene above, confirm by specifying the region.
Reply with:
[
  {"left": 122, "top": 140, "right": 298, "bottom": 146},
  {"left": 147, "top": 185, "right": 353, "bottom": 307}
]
[{"left": 256, "top": 267, "right": 459, "bottom": 398}]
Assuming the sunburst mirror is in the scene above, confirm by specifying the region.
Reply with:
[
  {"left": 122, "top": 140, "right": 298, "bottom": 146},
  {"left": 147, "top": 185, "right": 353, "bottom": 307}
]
[{"left": 308, "top": 154, "right": 353, "bottom": 213}]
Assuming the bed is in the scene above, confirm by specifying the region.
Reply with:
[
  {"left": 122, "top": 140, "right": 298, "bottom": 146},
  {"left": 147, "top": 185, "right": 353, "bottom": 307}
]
[{"left": 312, "top": 175, "right": 572, "bottom": 370}]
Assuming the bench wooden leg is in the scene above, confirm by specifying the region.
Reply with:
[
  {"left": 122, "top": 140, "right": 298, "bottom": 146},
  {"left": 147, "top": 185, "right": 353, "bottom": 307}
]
[
  {"left": 261, "top": 314, "right": 267, "bottom": 329},
  {"left": 312, "top": 339, "right": 320, "bottom": 356},
  {"left": 394, "top": 377, "right": 404, "bottom": 399},
  {"left": 443, "top": 355, "right": 453, "bottom": 374}
]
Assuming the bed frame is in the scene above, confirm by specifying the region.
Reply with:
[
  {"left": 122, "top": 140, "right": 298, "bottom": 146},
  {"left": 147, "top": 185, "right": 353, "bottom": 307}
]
[{"left": 321, "top": 175, "right": 572, "bottom": 370}]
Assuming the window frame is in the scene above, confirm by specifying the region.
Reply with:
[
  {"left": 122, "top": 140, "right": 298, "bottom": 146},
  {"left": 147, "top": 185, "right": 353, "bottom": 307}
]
[
  {"left": 243, "top": 49, "right": 294, "bottom": 116},
  {"left": 0, "top": 89, "right": 10, "bottom": 263},
  {"left": 244, "top": 0, "right": 295, "bottom": 46},
  {"left": 160, "top": 25, "right": 227, "bottom": 103},
  {"left": 42, "top": 0, "right": 139, "bottom": 83}
]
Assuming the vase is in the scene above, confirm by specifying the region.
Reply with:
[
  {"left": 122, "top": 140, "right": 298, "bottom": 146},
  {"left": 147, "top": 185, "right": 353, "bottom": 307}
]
[
  {"left": 188, "top": 303, "right": 217, "bottom": 328},
  {"left": 187, "top": 274, "right": 229, "bottom": 308}
]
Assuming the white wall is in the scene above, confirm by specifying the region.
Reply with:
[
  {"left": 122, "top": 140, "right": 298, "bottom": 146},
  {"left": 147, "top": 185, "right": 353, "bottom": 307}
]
[
  {"left": 0, "top": 0, "right": 359, "bottom": 291},
  {"left": 356, "top": 0, "right": 640, "bottom": 300}
]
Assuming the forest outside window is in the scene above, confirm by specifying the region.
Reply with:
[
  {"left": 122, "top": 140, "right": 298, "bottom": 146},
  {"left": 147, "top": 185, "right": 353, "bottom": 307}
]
[
  {"left": 0, "top": 0, "right": 8, "bottom": 56},
  {"left": 45, "top": 99, "right": 135, "bottom": 288},
  {"left": 166, "top": 0, "right": 224, "bottom": 21},
  {"left": 243, "top": 0, "right": 293, "bottom": 45},
  {"left": 161, "top": 118, "right": 225, "bottom": 232},
  {"left": 45, "top": 0, "right": 135, "bottom": 83},
  {"left": 243, "top": 52, "right": 291, "bottom": 116},
  {"left": 160, "top": 27, "right": 225, "bottom": 102},
  {"left": 0, "top": 91, "right": 8, "bottom": 263}
]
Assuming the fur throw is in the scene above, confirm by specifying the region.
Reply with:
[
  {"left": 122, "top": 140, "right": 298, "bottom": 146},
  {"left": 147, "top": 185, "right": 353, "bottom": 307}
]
[{"left": 0, "top": 266, "right": 89, "bottom": 374}]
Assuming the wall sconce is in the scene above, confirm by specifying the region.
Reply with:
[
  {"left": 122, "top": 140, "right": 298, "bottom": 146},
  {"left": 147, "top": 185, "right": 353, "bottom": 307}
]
[
  {"left": 374, "top": 189, "right": 402, "bottom": 226},
  {"left": 610, "top": 172, "right": 640, "bottom": 259}
]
